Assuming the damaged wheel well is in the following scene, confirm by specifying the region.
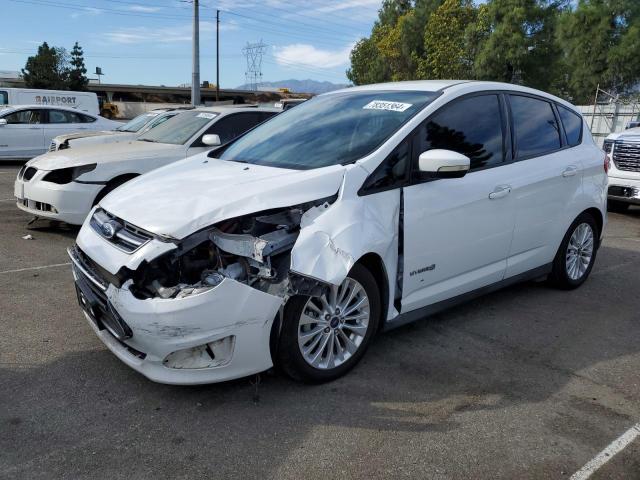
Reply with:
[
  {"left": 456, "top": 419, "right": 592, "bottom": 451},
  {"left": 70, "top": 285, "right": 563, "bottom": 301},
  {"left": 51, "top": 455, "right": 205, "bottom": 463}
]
[
  {"left": 269, "top": 252, "right": 388, "bottom": 361},
  {"left": 356, "top": 253, "right": 389, "bottom": 330}
]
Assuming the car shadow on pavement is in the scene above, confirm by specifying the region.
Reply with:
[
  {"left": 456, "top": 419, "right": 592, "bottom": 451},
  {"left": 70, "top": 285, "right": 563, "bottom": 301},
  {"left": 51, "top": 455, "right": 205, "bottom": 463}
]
[{"left": 1, "top": 245, "right": 639, "bottom": 478}]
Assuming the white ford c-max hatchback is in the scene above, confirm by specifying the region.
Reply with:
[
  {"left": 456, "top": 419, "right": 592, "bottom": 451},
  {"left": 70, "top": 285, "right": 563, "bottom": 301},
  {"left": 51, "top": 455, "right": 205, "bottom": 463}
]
[{"left": 69, "top": 81, "right": 607, "bottom": 385}]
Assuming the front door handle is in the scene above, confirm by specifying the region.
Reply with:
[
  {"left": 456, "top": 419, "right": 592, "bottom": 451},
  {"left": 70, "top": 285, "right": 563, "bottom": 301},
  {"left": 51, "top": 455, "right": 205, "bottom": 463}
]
[
  {"left": 562, "top": 165, "right": 578, "bottom": 177},
  {"left": 489, "top": 185, "right": 512, "bottom": 200}
]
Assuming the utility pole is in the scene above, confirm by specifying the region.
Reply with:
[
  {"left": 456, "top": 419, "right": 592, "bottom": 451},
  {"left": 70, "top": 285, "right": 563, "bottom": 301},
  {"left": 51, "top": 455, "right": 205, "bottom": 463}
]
[
  {"left": 191, "top": 0, "right": 200, "bottom": 106},
  {"left": 590, "top": 83, "right": 599, "bottom": 131},
  {"left": 216, "top": 9, "right": 220, "bottom": 102}
]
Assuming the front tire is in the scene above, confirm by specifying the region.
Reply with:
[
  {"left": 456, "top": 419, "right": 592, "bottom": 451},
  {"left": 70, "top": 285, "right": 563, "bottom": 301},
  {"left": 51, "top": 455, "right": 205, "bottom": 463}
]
[
  {"left": 277, "top": 264, "right": 381, "bottom": 383},
  {"left": 548, "top": 213, "right": 599, "bottom": 289}
]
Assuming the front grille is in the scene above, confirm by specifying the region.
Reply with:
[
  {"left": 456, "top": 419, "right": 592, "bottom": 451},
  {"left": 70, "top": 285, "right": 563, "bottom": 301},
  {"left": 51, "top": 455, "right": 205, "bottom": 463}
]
[
  {"left": 90, "top": 208, "right": 153, "bottom": 253},
  {"left": 609, "top": 185, "right": 639, "bottom": 198},
  {"left": 49, "top": 141, "right": 56, "bottom": 152},
  {"left": 613, "top": 140, "right": 640, "bottom": 172},
  {"left": 23, "top": 167, "right": 37, "bottom": 181},
  {"left": 69, "top": 245, "right": 135, "bottom": 343},
  {"left": 34, "top": 201, "right": 54, "bottom": 212}
]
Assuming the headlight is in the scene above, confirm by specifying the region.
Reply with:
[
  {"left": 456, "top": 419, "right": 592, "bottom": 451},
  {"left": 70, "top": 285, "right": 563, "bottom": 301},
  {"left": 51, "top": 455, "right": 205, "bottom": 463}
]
[
  {"left": 43, "top": 164, "right": 97, "bottom": 184},
  {"left": 603, "top": 140, "right": 614, "bottom": 154}
]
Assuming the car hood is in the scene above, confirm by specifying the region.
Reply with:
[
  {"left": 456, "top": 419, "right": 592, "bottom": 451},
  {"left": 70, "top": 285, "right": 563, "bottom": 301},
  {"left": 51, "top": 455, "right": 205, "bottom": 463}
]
[
  {"left": 100, "top": 156, "right": 346, "bottom": 239},
  {"left": 606, "top": 127, "right": 640, "bottom": 142},
  {"left": 55, "top": 130, "right": 121, "bottom": 142},
  {"left": 27, "top": 141, "right": 184, "bottom": 171}
]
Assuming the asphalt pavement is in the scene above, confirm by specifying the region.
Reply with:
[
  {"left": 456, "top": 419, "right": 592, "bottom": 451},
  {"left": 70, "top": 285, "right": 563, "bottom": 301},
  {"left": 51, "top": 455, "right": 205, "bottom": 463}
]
[{"left": 1, "top": 162, "right": 639, "bottom": 479}]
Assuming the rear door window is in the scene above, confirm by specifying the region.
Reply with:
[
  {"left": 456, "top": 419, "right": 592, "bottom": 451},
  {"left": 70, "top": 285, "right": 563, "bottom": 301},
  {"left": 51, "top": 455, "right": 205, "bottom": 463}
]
[
  {"left": 415, "top": 94, "right": 505, "bottom": 171},
  {"left": 48, "top": 109, "right": 85, "bottom": 124},
  {"left": 557, "top": 105, "right": 583, "bottom": 147},
  {"left": 80, "top": 113, "right": 97, "bottom": 123},
  {"left": 510, "top": 95, "right": 561, "bottom": 158}
]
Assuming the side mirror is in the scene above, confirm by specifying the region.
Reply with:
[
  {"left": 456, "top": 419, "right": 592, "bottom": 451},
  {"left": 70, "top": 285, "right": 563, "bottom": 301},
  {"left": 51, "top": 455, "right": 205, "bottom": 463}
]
[
  {"left": 418, "top": 149, "right": 470, "bottom": 178},
  {"left": 0, "top": 119, "right": 7, "bottom": 126},
  {"left": 201, "top": 134, "right": 221, "bottom": 147}
]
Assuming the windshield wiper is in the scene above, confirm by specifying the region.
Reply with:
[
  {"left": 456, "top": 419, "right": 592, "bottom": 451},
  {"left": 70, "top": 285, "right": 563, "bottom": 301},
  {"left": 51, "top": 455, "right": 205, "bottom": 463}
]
[{"left": 138, "top": 138, "right": 157, "bottom": 143}]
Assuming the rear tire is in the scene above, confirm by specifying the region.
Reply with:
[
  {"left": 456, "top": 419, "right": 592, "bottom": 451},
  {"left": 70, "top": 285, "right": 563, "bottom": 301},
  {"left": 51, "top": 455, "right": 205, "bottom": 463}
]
[
  {"left": 277, "top": 264, "right": 381, "bottom": 383},
  {"left": 548, "top": 213, "right": 599, "bottom": 290},
  {"left": 607, "top": 199, "right": 629, "bottom": 213}
]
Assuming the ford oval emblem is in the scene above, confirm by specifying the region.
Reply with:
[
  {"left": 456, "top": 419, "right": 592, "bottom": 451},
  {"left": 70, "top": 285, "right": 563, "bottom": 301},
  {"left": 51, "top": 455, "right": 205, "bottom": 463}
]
[{"left": 101, "top": 221, "right": 118, "bottom": 239}]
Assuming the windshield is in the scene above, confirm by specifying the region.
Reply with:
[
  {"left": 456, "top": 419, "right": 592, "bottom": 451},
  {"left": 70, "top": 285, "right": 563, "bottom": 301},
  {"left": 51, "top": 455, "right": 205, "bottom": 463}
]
[
  {"left": 218, "top": 91, "right": 438, "bottom": 169},
  {"left": 116, "top": 112, "right": 160, "bottom": 132},
  {"left": 139, "top": 112, "right": 178, "bottom": 134},
  {"left": 137, "top": 111, "right": 218, "bottom": 145}
]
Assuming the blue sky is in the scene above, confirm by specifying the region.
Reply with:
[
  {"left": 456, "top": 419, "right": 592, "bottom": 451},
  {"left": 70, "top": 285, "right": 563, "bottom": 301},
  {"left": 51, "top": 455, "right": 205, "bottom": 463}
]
[{"left": 0, "top": 0, "right": 383, "bottom": 87}]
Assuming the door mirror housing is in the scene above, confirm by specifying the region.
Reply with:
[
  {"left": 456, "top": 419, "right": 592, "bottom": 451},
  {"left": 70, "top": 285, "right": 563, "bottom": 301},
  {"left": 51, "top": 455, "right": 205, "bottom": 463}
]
[
  {"left": 201, "top": 134, "right": 221, "bottom": 147},
  {"left": 418, "top": 149, "right": 470, "bottom": 179},
  {"left": 0, "top": 119, "right": 7, "bottom": 126}
]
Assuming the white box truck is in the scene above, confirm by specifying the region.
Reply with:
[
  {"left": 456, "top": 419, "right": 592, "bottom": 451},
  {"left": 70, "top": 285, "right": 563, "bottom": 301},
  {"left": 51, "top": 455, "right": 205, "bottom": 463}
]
[{"left": 0, "top": 88, "right": 99, "bottom": 116}]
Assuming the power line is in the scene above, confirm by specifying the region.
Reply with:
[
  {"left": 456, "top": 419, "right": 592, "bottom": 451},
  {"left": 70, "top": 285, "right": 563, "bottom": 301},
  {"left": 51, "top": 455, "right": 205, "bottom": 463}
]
[
  {"left": 7, "top": 0, "right": 357, "bottom": 49},
  {"left": 227, "top": 2, "right": 374, "bottom": 31}
]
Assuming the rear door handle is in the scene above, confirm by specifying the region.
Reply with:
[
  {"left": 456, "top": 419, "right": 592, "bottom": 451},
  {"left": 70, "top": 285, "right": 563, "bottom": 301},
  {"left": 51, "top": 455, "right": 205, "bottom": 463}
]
[
  {"left": 562, "top": 165, "right": 578, "bottom": 177},
  {"left": 489, "top": 185, "right": 512, "bottom": 200}
]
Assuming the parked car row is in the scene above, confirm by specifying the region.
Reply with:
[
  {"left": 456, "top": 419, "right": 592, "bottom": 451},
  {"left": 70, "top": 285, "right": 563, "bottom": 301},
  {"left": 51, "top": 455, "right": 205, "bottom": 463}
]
[
  {"left": 48, "top": 107, "right": 192, "bottom": 152},
  {"left": 11, "top": 80, "right": 600, "bottom": 387}
]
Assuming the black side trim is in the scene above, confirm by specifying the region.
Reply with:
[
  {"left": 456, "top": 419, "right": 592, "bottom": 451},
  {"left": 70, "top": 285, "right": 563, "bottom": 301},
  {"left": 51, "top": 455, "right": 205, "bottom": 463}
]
[{"left": 383, "top": 263, "right": 552, "bottom": 331}]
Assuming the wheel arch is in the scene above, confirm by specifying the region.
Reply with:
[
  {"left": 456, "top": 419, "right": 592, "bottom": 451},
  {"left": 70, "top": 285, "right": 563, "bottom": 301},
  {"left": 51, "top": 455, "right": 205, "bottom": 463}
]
[
  {"left": 355, "top": 252, "right": 390, "bottom": 331},
  {"left": 582, "top": 207, "right": 604, "bottom": 242},
  {"left": 92, "top": 173, "right": 140, "bottom": 206}
]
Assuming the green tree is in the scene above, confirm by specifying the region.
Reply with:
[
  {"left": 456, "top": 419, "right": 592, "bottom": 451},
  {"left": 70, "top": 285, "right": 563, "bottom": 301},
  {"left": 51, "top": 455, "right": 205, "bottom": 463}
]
[
  {"left": 68, "top": 42, "right": 88, "bottom": 91},
  {"left": 418, "top": 0, "right": 489, "bottom": 79},
  {"left": 22, "top": 42, "right": 69, "bottom": 89},
  {"left": 346, "top": 32, "right": 390, "bottom": 85},
  {"left": 557, "top": 0, "right": 640, "bottom": 103},
  {"left": 474, "top": 0, "right": 567, "bottom": 91},
  {"left": 347, "top": 0, "right": 444, "bottom": 84}
]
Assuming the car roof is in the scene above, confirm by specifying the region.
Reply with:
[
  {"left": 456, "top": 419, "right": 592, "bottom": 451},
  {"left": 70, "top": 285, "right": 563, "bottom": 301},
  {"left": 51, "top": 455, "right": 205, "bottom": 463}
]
[
  {"left": 0, "top": 104, "right": 97, "bottom": 115},
  {"left": 325, "top": 80, "right": 579, "bottom": 111},
  {"left": 192, "top": 105, "right": 280, "bottom": 114},
  {"left": 329, "top": 80, "right": 469, "bottom": 94}
]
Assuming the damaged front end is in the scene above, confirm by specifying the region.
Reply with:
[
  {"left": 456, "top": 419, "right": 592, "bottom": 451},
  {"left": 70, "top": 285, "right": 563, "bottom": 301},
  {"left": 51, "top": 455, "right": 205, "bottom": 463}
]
[{"left": 128, "top": 196, "right": 336, "bottom": 302}]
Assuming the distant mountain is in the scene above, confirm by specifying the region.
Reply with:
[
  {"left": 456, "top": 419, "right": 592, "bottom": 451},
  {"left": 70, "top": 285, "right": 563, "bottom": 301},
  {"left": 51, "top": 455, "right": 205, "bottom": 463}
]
[{"left": 236, "top": 79, "right": 349, "bottom": 95}]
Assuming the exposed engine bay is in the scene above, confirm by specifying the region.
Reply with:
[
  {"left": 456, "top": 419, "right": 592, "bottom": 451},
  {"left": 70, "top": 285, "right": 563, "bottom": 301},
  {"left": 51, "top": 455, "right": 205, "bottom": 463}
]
[{"left": 128, "top": 197, "right": 336, "bottom": 301}]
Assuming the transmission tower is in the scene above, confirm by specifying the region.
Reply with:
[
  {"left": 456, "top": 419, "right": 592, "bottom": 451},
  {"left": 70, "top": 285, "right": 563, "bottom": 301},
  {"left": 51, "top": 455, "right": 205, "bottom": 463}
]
[{"left": 242, "top": 40, "right": 267, "bottom": 91}]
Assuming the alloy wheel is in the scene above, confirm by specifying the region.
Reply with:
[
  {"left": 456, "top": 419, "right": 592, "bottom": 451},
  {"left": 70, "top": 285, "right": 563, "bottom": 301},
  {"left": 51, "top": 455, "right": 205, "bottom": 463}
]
[
  {"left": 565, "top": 222, "right": 594, "bottom": 281},
  {"left": 297, "top": 277, "right": 371, "bottom": 370}
]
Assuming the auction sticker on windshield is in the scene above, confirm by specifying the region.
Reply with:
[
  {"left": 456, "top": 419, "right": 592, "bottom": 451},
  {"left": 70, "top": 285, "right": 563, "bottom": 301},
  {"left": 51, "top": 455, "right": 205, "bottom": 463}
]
[
  {"left": 197, "top": 113, "right": 216, "bottom": 119},
  {"left": 363, "top": 100, "right": 413, "bottom": 112}
]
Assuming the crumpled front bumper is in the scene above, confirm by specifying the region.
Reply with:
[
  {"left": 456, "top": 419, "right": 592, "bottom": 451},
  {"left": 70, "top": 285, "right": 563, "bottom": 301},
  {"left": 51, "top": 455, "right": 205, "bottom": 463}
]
[
  {"left": 71, "top": 256, "right": 283, "bottom": 385},
  {"left": 14, "top": 169, "right": 101, "bottom": 224}
]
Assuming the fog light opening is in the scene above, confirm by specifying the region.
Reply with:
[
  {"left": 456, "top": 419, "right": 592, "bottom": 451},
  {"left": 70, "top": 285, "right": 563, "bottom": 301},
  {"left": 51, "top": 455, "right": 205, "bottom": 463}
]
[{"left": 163, "top": 335, "right": 236, "bottom": 369}]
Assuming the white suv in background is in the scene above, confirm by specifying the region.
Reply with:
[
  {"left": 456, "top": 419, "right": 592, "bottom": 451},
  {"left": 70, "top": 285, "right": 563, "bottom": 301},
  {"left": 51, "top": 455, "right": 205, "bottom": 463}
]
[
  {"left": 15, "top": 106, "right": 278, "bottom": 224},
  {"left": 0, "top": 105, "right": 120, "bottom": 160},
  {"left": 604, "top": 127, "right": 640, "bottom": 212},
  {"left": 69, "top": 81, "right": 607, "bottom": 385}
]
